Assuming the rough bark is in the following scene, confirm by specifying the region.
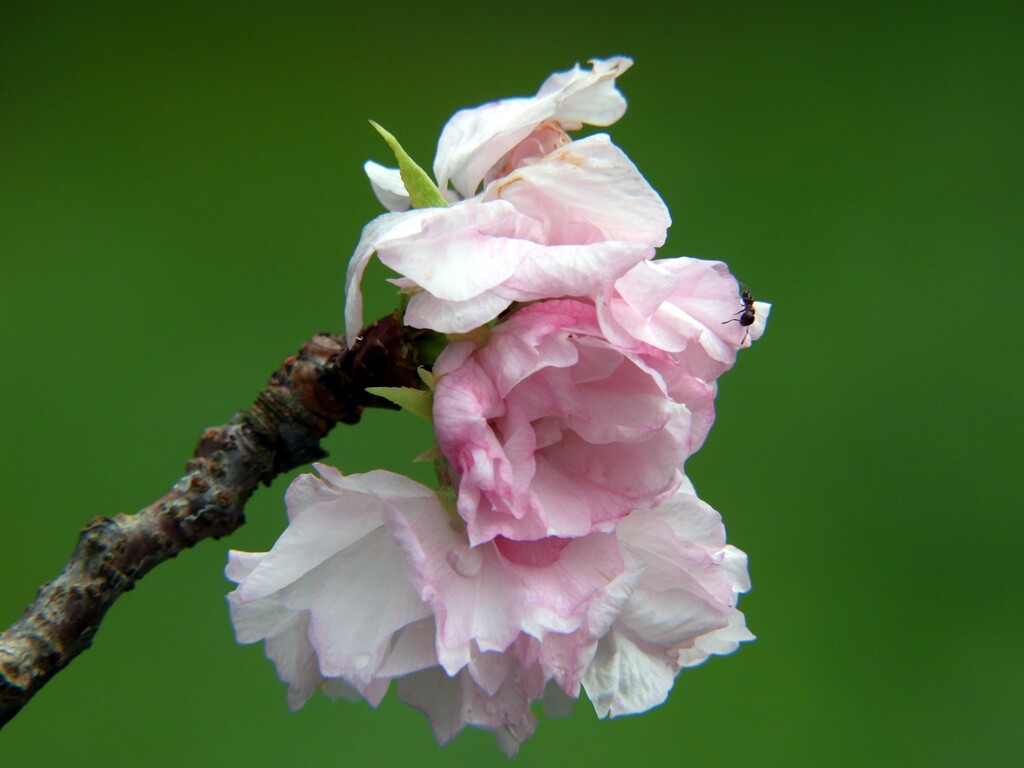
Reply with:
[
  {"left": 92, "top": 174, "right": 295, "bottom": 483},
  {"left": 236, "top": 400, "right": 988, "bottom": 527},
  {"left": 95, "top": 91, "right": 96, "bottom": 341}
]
[{"left": 0, "top": 313, "right": 421, "bottom": 728}]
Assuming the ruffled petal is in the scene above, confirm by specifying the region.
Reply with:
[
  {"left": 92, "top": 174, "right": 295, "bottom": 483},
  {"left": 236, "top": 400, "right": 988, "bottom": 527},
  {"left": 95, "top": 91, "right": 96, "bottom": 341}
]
[
  {"left": 435, "top": 56, "right": 633, "bottom": 199},
  {"left": 599, "top": 258, "right": 772, "bottom": 380},
  {"left": 234, "top": 471, "right": 384, "bottom": 603},
  {"left": 581, "top": 485, "right": 753, "bottom": 717},
  {"left": 434, "top": 301, "right": 703, "bottom": 543},
  {"left": 402, "top": 287, "right": 513, "bottom": 334},
  {"left": 380, "top": 491, "right": 628, "bottom": 677},
  {"left": 487, "top": 134, "right": 669, "bottom": 248},
  {"left": 227, "top": 469, "right": 445, "bottom": 711},
  {"left": 397, "top": 664, "right": 541, "bottom": 757}
]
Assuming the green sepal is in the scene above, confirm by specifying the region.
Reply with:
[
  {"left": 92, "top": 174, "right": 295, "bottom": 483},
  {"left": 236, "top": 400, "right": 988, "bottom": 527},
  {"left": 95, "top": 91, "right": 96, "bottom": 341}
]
[
  {"left": 369, "top": 121, "right": 448, "bottom": 209},
  {"left": 365, "top": 386, "right": 433, "bottom": 421},
  {"left": 418, "top": 366, "right": 440, "bottom": 391},
  {"left": 413, "top": 444, "right": 442, "bottom": 462}
]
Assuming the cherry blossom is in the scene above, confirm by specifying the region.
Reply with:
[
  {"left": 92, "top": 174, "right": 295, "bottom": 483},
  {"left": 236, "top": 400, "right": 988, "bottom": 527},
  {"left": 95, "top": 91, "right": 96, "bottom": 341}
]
[
  {"left": 229, "top": 55, "right": 768, "bottom": 756},
  {"left": 345, "top": 134, "right": 669, "bottom": 337},
  {"left": 344, "top": 56, "right": 669, "bottom": 339},
  {"left": 227, "top": 463, "right": 751, "bottom": 755},
  {"left": 365, "top": 56, "right": 633, "bottom": 211},
  {"left": 432, "top": 299, "right": 715, "bottom": 545}
]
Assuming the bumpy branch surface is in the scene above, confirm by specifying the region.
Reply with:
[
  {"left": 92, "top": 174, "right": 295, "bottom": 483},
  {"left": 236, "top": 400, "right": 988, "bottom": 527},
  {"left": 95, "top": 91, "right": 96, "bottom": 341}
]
[{"left": 0, "top": 314, "right": 420, "bottom": 728}]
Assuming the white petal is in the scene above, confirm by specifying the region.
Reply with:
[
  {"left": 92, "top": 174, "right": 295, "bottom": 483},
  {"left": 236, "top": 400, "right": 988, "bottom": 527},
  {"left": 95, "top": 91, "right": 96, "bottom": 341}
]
[
  {"left": 618, "top": 589, "right": 729, "bottom": 649},
  {"left": 678, "top": 608, "right": 755, "bottom": 667},
  {"left": 403, "top": 287, "right": 513, "bottom": 334},
  {"left": 321, "top": 676, "right": 365, "bottom": 703},
  {"left": 436, "top": 98, "right": 555, "bottom": 199},
  {"left": 344, "top": 210, "right": 430, "bottom": 344},
  {"left": 363, "top": 160, "right": 410, "bottom": 212},
  {"left": 467, "top": 647, "right": 514, "bottom": 697},
  {"left": 377, "top": 617, "right": 439, "bottom": 677},
  {"left": 540, "top": 56, "right": 633, "bottom": 126},
  {"left": 397, "top": 667, "right": 466, "bottom": 746},
  {"left": 236, "top": 475, "right": 384, "bottom": 603},
  {"left": 720, "top": 544, "right": 752, "bottom": 594},
  {"left": 227, "top": 587, "right": 327, "bottom": 711},
  {"left": 308, "top": 526, "right": 432, "bottom": 680},
  {"left": 542, "top": 680, "right": 577, "bottom": 718},
  {"left": 746, "top": 301, "right": 772, "bottom": 345},
  {"left": 435, "top": 57, "right": 632, "bottom": 198},
  {"left": 583, "top": 628, "right": 674, "bottom": 718},
  {"left": 500, "top": 240, "right": 655, "bottom": 301},
  {"left": 225, "top": 549, "right": 264, "bottom": 583},
  {"left": 397, "top": 666, "right": 539, "bottom": 755},
  {"left": 227, "top": 586, "right": 297, "bottom": 645},
  {"left": 264, "top": 611, "right": 325, "bottom": 711}
]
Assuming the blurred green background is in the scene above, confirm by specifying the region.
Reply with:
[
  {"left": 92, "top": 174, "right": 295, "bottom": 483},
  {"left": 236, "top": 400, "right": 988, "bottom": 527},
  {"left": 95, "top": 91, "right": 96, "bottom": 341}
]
[{"left": 2, "top": 1, "right": 1021, "bottom": 765}]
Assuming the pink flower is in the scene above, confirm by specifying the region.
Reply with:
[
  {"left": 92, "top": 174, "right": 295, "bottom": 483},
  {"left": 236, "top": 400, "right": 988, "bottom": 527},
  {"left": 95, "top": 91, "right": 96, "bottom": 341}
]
[
  {"left": 597, "top": 257, "right": 772, "bottom": 380},
  {"left": 365, "top": 56, "right": 633, "bottom": 210},
  {"left": 231, "top": 55, "right": 765, "bottom": 755},
  {"left": 432, "top": 299, "right": 716, "bottom": 545},
  {"left": 226, "top": 465, "right": 752, "bottom": 753},
  {"left": 346, "top": 57, "right": 668, "bottom": 339},
  {"left": 224, "top": 465, "right": 549, "bottom": 755},
  {"left": 346, "top": 134, "right": 669, "bottom": 338}
]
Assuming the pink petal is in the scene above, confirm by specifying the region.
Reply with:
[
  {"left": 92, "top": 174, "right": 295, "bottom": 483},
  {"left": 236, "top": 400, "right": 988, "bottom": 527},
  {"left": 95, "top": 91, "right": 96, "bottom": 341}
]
[
  {"left": 488, "top": 134, "right": 669, "bottom": 248},
  {"left": 434, "top": 301, "right": 704, "bottom": 543},
  {"left": 599, "top": 257, "right": 772, "bottom": 379},
  {"left": 376, "top": 201, "right": 539, "bottom": 302},
  {"left": 380, "top": 492, "right": 627, "bottom": 677},
  {"left": 581, "top": 485, "right": 754, "bottom": 717}
]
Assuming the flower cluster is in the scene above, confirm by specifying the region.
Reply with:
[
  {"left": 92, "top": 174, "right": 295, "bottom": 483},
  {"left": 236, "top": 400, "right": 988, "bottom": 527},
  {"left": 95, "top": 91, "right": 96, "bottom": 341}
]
[{"left": 227, "top": 57, "right": 769, "bottom": 756}]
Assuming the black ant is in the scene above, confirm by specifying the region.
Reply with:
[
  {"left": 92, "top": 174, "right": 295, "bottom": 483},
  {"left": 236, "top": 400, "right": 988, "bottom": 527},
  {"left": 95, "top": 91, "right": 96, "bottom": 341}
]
[{"left": 722, "top": 287, "right": 756, "bottom": 343}]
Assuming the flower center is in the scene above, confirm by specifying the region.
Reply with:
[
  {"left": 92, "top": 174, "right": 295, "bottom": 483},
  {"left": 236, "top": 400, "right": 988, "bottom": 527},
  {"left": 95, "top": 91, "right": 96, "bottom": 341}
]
[{"left": 494, "top": 535, "right": 571, "bottom": 566}]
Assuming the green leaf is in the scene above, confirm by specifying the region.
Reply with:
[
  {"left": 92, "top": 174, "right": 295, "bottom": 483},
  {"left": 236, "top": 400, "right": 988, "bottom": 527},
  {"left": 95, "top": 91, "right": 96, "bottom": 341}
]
[
  {"left": 369, "top": 121, "right": 448, "bottom": 209},
  {"left": 365, "top": 385, "right": 433, "bottom": 421}
]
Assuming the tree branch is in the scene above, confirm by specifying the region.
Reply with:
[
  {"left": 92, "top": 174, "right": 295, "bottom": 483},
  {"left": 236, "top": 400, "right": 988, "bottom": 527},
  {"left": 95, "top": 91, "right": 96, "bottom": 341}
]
[{"left": 0, "top": 313, "right": 421, "bottom": 728}]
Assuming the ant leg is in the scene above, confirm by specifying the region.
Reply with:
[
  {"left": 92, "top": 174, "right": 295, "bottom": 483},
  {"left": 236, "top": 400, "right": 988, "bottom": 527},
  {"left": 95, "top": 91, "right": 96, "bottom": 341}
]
[{"left": 722, "top": 311, "right": 743, "bottom": 325}]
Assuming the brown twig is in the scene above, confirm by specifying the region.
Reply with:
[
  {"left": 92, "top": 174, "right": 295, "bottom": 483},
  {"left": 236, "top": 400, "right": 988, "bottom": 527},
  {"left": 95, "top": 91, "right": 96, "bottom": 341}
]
[{"left": 0, "top": 313, "right": 421, "bottom": 728}]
